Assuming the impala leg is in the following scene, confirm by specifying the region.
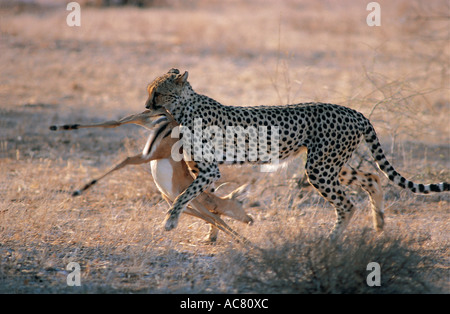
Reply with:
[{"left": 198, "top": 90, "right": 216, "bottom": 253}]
[
  {"left": 49, "top": 110, "right": 169, "bottom": 131},
  {"left": 72, "top": 154, "right": 149, "bottom": 196}
]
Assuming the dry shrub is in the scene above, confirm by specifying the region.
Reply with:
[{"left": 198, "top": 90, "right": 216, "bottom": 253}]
[{"left": 219, "top": 230, "right": 442, "bottom": 294}]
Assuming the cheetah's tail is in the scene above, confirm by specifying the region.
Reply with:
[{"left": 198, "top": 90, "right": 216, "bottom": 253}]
[{"left": 364, "top": 123, "right": 449, "bottom": 194}]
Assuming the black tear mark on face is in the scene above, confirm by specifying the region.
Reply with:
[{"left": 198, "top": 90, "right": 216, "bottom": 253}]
[
  {"left": 146, "top": 91, "right": 162, "bottom": 110},
  {"left": 152, "top": 92, "right": 162, "bottom": 109}
]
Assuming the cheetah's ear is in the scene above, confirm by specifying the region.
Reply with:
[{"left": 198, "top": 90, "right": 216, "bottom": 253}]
[
  {"left": 175, "top": 71, "right": 188, "bottom": 86},
  {"left": 168, "top": 68, "right": 180, "bottom": 75}
]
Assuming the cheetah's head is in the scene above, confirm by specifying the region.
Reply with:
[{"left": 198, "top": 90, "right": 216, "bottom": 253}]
[{"left": 145, "top": 68, "right": 189, "bottom": 111}]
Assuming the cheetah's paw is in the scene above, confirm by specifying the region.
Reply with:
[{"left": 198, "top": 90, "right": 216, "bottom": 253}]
[{"left": 163, "top": 213, "right": 179, "bottom": 231}]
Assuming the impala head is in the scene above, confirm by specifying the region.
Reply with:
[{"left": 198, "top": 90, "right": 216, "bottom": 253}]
[
  {"left": 215, "top": 183, "right": 254, "bottom": 225},
  {"left": 145, "top": 68, "right": 189, "bottom": 111}
]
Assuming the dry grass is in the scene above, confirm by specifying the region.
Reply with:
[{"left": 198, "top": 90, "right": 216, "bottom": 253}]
[{"left": 0, "top": 0, "right": 449, "bottom": 293}]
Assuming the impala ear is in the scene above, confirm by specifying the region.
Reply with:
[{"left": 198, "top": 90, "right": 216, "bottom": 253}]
[{"left": 175, "top": 71, "right": 188, "bottom": 85}]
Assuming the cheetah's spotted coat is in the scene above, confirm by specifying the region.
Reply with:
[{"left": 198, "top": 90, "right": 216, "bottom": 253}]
[{"left": 146, "top": 69, "right": 449, "bottom": 237}]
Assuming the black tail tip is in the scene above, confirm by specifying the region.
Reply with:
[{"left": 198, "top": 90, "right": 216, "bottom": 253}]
[
  {"left": 49, "top": 125, "right": 57, "bottom": 131},
  {"left": 444, "top": 182, "right": 449, "bottom": 192},
  {"left": 72, "top": 190, "right": 82, "bottom": 197},
  {"left": 62, "top": 124, "right": 76, "bottom": 130}
]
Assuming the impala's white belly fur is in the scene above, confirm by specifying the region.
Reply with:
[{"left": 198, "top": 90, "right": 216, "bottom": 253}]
[{"left": 150, "top": 159, "right": 175, "bottom": 200}]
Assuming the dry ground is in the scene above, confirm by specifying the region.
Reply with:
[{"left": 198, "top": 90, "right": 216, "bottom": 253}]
[{"left": 0, "top": 0, "right": 449, "bottom": 293}]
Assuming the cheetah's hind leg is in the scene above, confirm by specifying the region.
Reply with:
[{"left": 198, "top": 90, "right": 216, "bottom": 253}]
[
  {"left": 305, "top": 169, "right": 357, "bottom": 239},
  {"left": 339, "top": 166, "right": 384, "bottom": 232}
]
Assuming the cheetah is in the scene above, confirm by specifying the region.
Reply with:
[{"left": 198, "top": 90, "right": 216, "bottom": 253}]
[{"left": 146, "top": 68, "right": 449, "bottom": 238}]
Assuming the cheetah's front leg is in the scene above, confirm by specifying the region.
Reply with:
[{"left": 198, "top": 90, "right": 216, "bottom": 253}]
[{"left": 163, "top": 161, "right": 221, "bottom": 231}]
